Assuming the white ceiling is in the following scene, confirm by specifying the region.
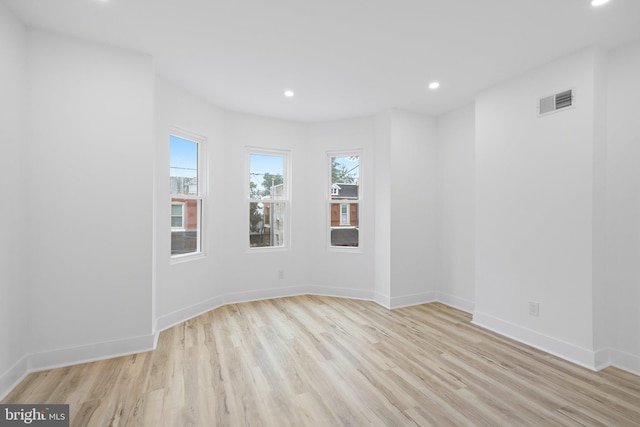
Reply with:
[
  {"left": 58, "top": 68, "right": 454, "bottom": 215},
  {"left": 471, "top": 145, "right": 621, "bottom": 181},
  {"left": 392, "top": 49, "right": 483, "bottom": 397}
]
[{"left": 4, "top": 0, "right": 640, "bottom": 122}]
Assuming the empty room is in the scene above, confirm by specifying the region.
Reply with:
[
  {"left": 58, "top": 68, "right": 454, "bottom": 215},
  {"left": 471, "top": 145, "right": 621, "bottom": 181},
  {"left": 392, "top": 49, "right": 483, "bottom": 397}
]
[{"left": 1, "top": 0, "right": 639, "bottom": 425}]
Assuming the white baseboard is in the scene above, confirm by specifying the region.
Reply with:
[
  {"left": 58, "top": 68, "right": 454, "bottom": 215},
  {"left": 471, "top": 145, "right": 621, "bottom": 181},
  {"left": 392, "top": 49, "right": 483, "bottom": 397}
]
[
  {"left": 609, "top": 349, "right": 640, "bottom": 376},
  {"left": 154, "top": 285, "right": 436, "bottom": 334},
  {"left": 372, "top": 291, "right": 439, "bottom": 310},
  {"left": 472, "top": 310, "right": 597, "bottom": 370},
  {"left": 0, "top": 356, "right": 28, "bottom": 401},
  {"left": 0, "top": 333, "right": 156, "bottom": 401},
  {"left": 595, "top": 347, "right": 640, "bottom": 377},
  {"left": 594, "top": 348, "right": 610, "bottom": 371},
  {"left": 155, "top": 286, "right": 310, "bottom": 333},
  {"left": 27, "top": 333, "right": 157, "bottom": 373},
  {"left": 373, "top": 292, "right": 391, "bottom": 309},
  {"left": 389, "top": 291, "right": 437, "bottom": 309},
  {"left": 155, "top": 295, "right": 226, "bottom": 332},
  {"left": 308, "top": 285, "right": 376, "bottom": 302},
  {"left": 436, "top": 292, "right": 475, "bottom": 313},
  {"left": 224, "top": 285, "right": 309, "bottom": 306}
]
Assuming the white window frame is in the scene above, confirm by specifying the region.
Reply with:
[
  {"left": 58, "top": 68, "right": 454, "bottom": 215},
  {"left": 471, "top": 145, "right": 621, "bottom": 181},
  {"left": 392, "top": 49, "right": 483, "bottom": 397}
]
[
  {"left": 170, "top": 128, "right": 207, "bottom": 261},
  {"left": 328, "top": 150, "right": 362, "bottom": 251},
  {"left": 247, "top": 147, "right": 290, "bottom": 251}
]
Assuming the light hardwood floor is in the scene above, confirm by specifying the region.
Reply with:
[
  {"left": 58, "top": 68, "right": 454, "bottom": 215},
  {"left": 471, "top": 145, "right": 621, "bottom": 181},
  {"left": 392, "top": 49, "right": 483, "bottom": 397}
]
[{"left": 3, "top": 296, "right": 640, "bottom": 426}]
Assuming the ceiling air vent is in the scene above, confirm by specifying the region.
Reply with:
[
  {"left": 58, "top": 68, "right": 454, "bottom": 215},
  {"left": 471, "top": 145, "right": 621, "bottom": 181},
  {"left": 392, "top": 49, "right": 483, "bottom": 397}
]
[{"left": 538, "top": 89, "right": 574, "bottom": 116}]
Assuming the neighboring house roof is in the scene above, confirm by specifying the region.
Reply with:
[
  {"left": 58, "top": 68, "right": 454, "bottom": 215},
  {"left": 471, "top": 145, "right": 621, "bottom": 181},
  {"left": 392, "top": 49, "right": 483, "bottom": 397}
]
[{"left": 331, "top": 183, "right": 358, "bottom": 199}]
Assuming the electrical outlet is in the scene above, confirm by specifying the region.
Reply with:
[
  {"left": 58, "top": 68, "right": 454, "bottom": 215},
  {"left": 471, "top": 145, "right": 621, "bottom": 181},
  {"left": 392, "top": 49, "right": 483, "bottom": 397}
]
[
  {"left": 529, "top": 302, "right": 540, "bottom": 317},
  {"left": 278, "top": 270, "right": 285, "bottom": 280}
]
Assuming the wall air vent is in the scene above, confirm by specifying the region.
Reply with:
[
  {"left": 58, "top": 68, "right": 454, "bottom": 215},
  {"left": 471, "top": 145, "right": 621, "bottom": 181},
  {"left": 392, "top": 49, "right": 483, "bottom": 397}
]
[{"left": 538, "top": 89, "right": 574, "bottom": 117}]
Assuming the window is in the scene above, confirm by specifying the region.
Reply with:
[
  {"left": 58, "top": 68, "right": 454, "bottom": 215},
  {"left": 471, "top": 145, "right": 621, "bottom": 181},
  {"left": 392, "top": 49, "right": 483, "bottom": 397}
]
[
  {"left": 171, "top": 203, "right": 185, "bottom": 229},
  {"left": 329, "top": 152, "right": 360, "bottom": 248},
  {"left": 170, "top": 132, "right": 204, "bottom": 257},
  {"left": 249, "top": 149, "right": 289, "bottom": 248},
  {"left": 340, "top": 203, "right": 350, "bottom": 225}
]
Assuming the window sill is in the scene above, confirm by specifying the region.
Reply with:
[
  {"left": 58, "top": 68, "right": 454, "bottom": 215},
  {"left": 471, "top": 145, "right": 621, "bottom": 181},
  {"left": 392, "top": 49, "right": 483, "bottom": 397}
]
[
  {"left": 327, "top": 246, "right": 362, "bottom": 253},
  {"left": 246, "top": 246, "right": 288, "bottom": 254},
  {"left": 170, "top": 252, "right": 207, "bottom": 264}
]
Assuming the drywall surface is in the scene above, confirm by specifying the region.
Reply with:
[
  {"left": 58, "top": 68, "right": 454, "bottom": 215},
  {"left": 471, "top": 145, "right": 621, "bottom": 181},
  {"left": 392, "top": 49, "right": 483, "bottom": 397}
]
[
  {"left": 389, "top": 110, "right": 438, "bottom": 306},
  {"left": 222, "top": 112, "right": 312, "bottom": 298},
  {"left": 603, "top": 39, "right": 640, "bottom": 374},
  {"left": 24, "top": 30, "right": 155, "bottom": 359},
  {"left": 0, "top": 1, "right": 28, "bottom": 399},
  {"left": 374, "top": 111, "right": 392, "bottom": 304},
  {"left": 154, "top": 77, "right": 225, "bottom": 326},
  {"left": 436, "top": 104, "right": 476, "bottom": 312},
  {"left": 474, "top": 49, "right": 599, "bottom": 367},
  {"left": 306, "top": 116, "right": 377, "bottom": 298}
]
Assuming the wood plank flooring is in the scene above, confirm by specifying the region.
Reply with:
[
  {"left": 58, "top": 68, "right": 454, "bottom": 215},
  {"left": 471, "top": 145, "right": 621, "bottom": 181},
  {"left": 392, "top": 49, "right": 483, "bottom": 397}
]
[{"left": 3, "top": 295, "right": 640, "bottom": 426}]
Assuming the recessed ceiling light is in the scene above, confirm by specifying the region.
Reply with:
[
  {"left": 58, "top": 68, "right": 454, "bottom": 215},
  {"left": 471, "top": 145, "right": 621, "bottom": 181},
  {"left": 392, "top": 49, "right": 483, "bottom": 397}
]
[
  {"left": 428, "top": 82, "right": 440, "bottom": 90},
  {"left": 591, "top": 0, "right": 610, "bottom": 6},
  {"left": 284, "top": 90, "right": 294, "bottom": 97}
]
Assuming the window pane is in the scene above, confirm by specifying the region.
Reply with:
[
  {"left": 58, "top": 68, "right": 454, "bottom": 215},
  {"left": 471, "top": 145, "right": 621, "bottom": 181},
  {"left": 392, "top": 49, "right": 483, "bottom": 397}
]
[
  {"left": 250, "top": 201, "right": 285, "bottom": 248},
  {"left": 330, "top": 202, "right": 358, "bottom": 247},
  {"left": 330, "top": 155, "right": 359, "bottom": 247},
  {"left": 249, "top": 152, "right": 287, "bottom": 249},
  {"left": 250, "top": 154, "right": 284, "bottom": 200},
  {"left": 331, "top": 156, "right": 360, "bottom": 198},
  {"left": 170, "top": 198, "right": 199, "bottom": 255},
  {"left": 170, "top": 133, "right": 202, "bottom": 257},
  {"left": 170, "top": 136, "right": 198, "bottom": 195}
]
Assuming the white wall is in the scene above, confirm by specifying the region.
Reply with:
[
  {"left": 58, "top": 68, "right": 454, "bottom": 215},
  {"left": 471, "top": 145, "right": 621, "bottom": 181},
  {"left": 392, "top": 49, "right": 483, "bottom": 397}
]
[
  {"left": 307, "top": 116, "right": 377, "bottom": 299},
  {"left": 603, "top": 39, "right": 640, "bottom": 374},
  {"left": 0, "top": 2, "right": 28, "bottom": 398},
  {"left": 591, "top": 49, "right": 608, "bottom": 364},
  {"left": 374, "top": 111, "right": 392, "bottom": 304},
  {"left": 222, "top": 112, "right": 311, "bottom": 300},
  {"left": 474, "top": 49, "right": 602, "bottom": 368},
  {"left": 154, "top": 77, "right": 225, "bottom": 330},
  {"left": 436, "top": 104, "right": 476, "bottom": 312},
  {"left": 24, "top": 30, "right": 155, "bottom": 367},
  {"left": 372, "top": 110, "right": 439, "bottom": 308},
  {"left": 389, "top": 110, "right": 438, "bottom": 306}
]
